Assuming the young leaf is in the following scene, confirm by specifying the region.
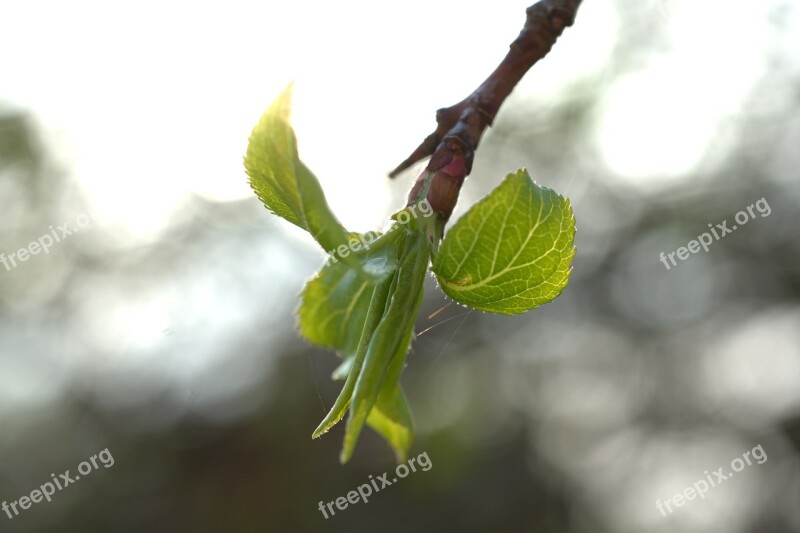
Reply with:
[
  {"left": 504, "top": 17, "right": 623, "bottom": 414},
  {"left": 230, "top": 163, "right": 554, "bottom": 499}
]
[
  {"left": 341, "top": 230, "right": 429, "bottom": 463},
  {"left": 366, "top": 384, "right": 413, "bottom": 463},
  {"left": 362, "top": 284, "right": 421, "bottom": 463},
  {"left": 298, "top": 261, "right": 375, "bottom": 355},
  {"left": 301, "top": 224, "right": 422, "bottom": 460},
  {"left": 297, "top": 232, "right": 399, "bottom": 353},
  {"left": 310, "top": 275, "right": 394, "bottom": 439},
  {"left": 244, "top": 85, "right": 357, "bottom": 263},
  {"left": 432, "top": 168, "right": 576, "bottom": 315}
]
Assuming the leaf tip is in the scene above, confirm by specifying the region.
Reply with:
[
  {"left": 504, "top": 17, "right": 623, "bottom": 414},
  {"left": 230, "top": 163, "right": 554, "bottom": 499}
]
[
  {"left": 339, "top": 447, "right": 354, "bottom": 464},
  {"left": 311, "top": 425, "right": 327, "bottom": 440}
]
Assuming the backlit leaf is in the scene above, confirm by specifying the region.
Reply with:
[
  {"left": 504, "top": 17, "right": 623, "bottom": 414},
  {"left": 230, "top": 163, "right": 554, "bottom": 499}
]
[{"left": 432, "top": 168, "right": 575, "bottom": 315}]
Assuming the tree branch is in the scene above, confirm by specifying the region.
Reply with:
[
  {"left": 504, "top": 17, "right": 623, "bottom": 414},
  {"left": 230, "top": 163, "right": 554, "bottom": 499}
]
[{"left": 394, "top": 0, "right": 584, "bottom": 220}]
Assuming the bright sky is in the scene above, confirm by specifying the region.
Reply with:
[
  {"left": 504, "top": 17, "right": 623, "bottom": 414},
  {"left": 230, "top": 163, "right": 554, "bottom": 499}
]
[
  {"left": 596, "top": 0, "right": 791, "bottom": 185},
  {"left": 0, "top": 0, "right": 612, "bottom": 241},
  {"left": 2, "top": 0, "right": 794, "bottom": 242}
]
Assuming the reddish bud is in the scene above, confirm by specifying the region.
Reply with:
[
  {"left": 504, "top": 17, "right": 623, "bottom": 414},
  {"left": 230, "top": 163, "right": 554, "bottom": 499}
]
[
  {"left": 406, "top": 138, "right": 472, "bottom": 222},
  {"left": 427, "top": 170, "right": 464, "bottom": 221}
]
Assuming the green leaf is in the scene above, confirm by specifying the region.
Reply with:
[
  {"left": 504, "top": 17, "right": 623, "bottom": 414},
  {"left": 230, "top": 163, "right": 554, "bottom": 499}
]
[
  {"left": 341, "top": 230, "right": 429, "bottom": 463},
  {"left": 244, "top": 84, "right": 354, "bottom": 259},
  {"left": 310, "top": 276, "right": 393, "bottom": 439},
  {"left": 366, "top": 384, "right": 413, "bottom": 463},
  {"left": 331, "top": 357, "right": 354, "bottom": 381},
  {"left": 297, "top": 233, "right": 399, "bottom": 353},
  {"left": 432, "top": 168, "right": 576, "bottom": 315},
  {"left": 303, "top": 228, "right": 426, "bottom": 463}
]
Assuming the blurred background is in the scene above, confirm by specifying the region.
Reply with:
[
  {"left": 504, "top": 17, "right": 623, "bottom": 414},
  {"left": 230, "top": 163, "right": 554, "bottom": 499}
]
[{"left": 1, "top": 0, "right": 799, "bottom": 531}]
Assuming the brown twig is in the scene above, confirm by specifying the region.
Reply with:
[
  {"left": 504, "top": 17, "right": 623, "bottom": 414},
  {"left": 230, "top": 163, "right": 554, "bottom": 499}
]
[{"left": 394, "top": 0, "right": 583, "bottom": 220}]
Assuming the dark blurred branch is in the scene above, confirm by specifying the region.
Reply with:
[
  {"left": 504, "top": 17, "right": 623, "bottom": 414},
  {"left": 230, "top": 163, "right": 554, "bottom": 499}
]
[{"left": 391, "top": 0, "right": 583, "bottom": 186}]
